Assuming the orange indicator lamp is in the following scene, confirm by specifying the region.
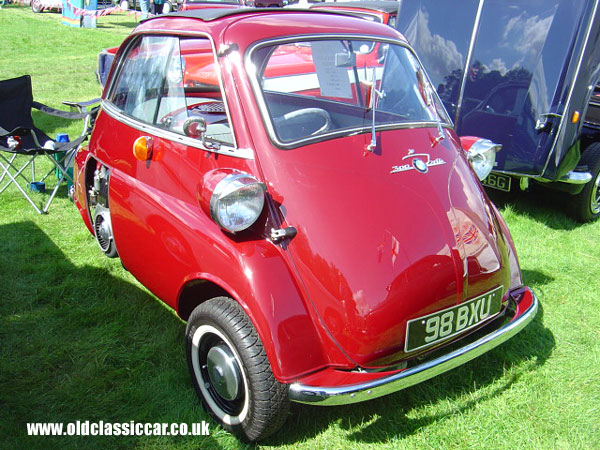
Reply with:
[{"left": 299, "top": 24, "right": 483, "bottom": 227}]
[{"left": 133, "top": 136, "right": 153, "bottom": 161}]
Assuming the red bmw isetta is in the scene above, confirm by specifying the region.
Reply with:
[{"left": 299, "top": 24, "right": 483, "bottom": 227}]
[{"left": 74, "top": 9, "right": 538, "bottom": 442}]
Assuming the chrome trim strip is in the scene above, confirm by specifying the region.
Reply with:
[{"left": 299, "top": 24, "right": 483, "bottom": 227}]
[
  {"left": 288, "top": 292, "right": 538, "bottom": 406},
  {"left": 455, "top": 0, "right": 484, "bottom": 126},
  {"left": 102, "top": 102, "right": 254, "bottom": 160},
  {"left": 540, "top": 0, "right": 600, "bottom": 177},
  {"left": 488, "top": 170, "right": 545, "bottom": 181},
  {"left": 558, "top": 171, "right": 592, "bottom": 184},
  {"left": 245, "top": 34, "right": 452, "bottom": 149},
  {"left": 487, "top": 169, "right": 567, "bottom": 183},
  {"left": 487, "top": 169, "right": 591, "bottom": 185},
  {"left": 271, "top": 121, "right": 454, "bottom": 150}
]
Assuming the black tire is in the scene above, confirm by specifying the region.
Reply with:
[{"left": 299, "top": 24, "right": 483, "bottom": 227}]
[
  {"left": 185, "top": 297, "right": 289, "bottom": 442},
  {"left": 573, "top": 142, "right": 600, "bottom": 222},
  {"left": 31, "top": 0, "right": 43, "bottom": 12}
]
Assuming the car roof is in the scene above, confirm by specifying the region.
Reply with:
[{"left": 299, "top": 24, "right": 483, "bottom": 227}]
[
  {"left": 311, "top": 1, "right": 399, "bottom": 15},
  {"left": 148, "top": 7, "right": 253, "bottom": 22},
  {"left": 147, "top": 7, "right": 359, "bottom": 22},
  {"left": 138, "top": 8, "right": 404, "bottom": 47}
]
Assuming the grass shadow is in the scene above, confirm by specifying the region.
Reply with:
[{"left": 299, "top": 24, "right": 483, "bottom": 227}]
[
  {"left": 0, "top": 221, "right": 225, "bottom": 450},
  {"left": 487, "top": 186, "right": 581, "bottom": 231},
  {"left": 521, "top": 268, "right": 554, "bottom": 289}
]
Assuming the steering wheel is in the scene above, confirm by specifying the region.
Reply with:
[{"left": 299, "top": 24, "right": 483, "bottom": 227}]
[{"left": 274, "top": 108, "right": 332, "bottom": 140}]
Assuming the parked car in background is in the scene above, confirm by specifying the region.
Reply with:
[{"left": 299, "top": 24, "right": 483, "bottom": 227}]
[
  {"left": 75, "top": 8, "right": 537, "bottom": 442},
  {"left": 31, "top": 0, "right": 61, "bottom": 13},
  {"left": 178, "top": 0, "right": 242, "bottom": 12},
  {"left": 163, "top": 0, "right": 182, "bottom": 12},
  {"left": 397, "top": 0, "right": 600, "bottom": 221},
  {"left": 246, "top": 0, "right": 287, "bottom": 6},
  {"left": 310, "top": 0, "right": 398, "bottom": 27},
  {"left": 31, "top": 0, "right": 113, "bottom": 13}
]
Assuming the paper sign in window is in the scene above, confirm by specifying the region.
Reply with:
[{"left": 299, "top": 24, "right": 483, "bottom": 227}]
[{"left": 311, "top": 41, "right": 353, "bottom": 99}]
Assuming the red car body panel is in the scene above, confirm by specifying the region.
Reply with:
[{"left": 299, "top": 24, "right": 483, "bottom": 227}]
[
  {"left": 77, "top": 112, "right": 338, "bottom": 381},
  {"left": 75, "top": 10, "right": 534, "bottom": 389},
  {"left": 290, "top": 286, "right": 535, "bottom": 387},
  {"left": 310, "top": 4, "right": 394, "bottom": 26},
  {"left": 253, "top": 127, "right": 512, "bottom": 367}
]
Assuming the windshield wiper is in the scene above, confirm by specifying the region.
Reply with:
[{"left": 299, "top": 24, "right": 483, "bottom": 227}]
[
  {"left": 416, "top": 68, "right": 446, "bottom": 147},
  {"left": 366, "top": 68, "right": 385, "bottom": 153},
  {"left": 432, "top": 117, "right": 446, "bottom": 147}
]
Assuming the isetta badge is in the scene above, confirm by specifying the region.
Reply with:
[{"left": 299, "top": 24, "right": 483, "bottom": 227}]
[{"left": 391, "top": 149, "right": 446, "bottom": 174}]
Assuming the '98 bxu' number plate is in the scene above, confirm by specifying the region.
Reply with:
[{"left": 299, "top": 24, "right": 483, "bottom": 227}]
[{"left": 404, "top": 286, "right": 504, "bottom": 353}]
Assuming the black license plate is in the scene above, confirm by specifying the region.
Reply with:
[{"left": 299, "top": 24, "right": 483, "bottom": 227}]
[
  {"left": 404, "top": 286, "right": 504, "bottom": 353},
  {"left": 482, "top": 173, "right": 512, "bottom": 192}
]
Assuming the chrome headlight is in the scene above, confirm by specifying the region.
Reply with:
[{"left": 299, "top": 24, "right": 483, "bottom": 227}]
[
  {"left": 466, "top": 139, "right": 502, "bottom": 181},
  {"left": 209, "top": 173, "right": 266, "bottom": 233}
]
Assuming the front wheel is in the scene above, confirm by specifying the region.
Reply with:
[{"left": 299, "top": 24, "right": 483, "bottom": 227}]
[
  {"left": 573, "top": 142, "right": 600, "bottom": 222},
  {"left": 185, "top": 297, "right": 289, "bottom": 442}
]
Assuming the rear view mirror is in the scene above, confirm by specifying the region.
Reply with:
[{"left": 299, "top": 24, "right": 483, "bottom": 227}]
[
  {"left": 183, "top": 116, "right": 220, "bottom": 150},
  {"left": 416, "top": 69, "right": 433, "bottom": 107},
  {"left": 183, "top": 117, "right": 207, "bottom": 138},
  {"left": 335, "top": 52, "right": 356, "bottom": 68}
]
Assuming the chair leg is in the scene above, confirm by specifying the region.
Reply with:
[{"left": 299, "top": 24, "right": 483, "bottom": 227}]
[
  {"left": 0, "top": 149, "right": 76, "bottom": 214},
  {"left": 0, "top": 154, "right": 35, "bottom": 194},
  {"left": 42, "top": 180, "right": 62, "bottom": 214},
  {"left": 0, "top": 153, "right": 15, "bottom": 185},
  {"left": 45, "top": 152, "right": 74, "bottom": 183},
  {"left": 41, "top": 150, "right": 76, "bottom": 213},
  {"left": 0, "top": 158, "right": 44, "bottom": 214}
]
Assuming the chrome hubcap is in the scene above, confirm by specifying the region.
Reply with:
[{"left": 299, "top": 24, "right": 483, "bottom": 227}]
[
  {"left": 93, "top": 205, "right": 113, "bottom": 253},
  {"left": 206, "top": 344, "right": 241, "bottom": 401},
  {"left": 191, "top": 324, "right": 249, "bottom": 424},
  {"left": 591, "top": 173, "right": 600, "bottom": 215}
]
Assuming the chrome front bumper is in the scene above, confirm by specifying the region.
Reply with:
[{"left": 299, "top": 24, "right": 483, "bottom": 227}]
[
  {"left": 289, "top": 292, "right": 538, "bottom": 406},
  {"left": 559, "top": 171, "right": 592, "bottom": 184}
]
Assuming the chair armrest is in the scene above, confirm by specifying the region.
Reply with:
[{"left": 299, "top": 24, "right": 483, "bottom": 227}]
[
  {"left": 32, "top": 99, "right": 99, "bottom": 120},
  {"left": 62, "top": 98, "right": 101, "bottom": 112},
  {"left": 31, "top": 99, "right": 100, "bottom": 140}
]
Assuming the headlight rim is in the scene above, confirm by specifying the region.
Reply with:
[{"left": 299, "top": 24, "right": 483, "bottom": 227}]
[
  {"left": 466, "top": 138, "right": 502, "bottom": 181},
  {"left": 209, "top": 173, "right": 266, "bottom": 233}
]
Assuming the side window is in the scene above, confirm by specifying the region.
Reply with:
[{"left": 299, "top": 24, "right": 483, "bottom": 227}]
[
  {"left": 110, "top": 36, "right": 184, "bottom": 124},
  {"left": 108, "top": 35, "right": 233, "bottom": 146}
]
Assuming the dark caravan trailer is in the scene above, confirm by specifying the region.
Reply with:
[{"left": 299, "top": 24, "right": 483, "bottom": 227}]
[{"left": 397, "top": 0, "right": 600, "bottom": 221}]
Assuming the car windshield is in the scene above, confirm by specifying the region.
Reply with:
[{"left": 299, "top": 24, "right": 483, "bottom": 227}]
[{"left": 248, "top": 38, "right": 450, "bottom": 145}]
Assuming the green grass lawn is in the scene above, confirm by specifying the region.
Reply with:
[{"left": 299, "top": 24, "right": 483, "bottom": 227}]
[{"left": 1, "top": 6, "right": 599, "bottom": 450}]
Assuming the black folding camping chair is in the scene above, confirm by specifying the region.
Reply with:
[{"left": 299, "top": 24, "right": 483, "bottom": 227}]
[{"left": 0, "top": 75, "right": 99, "bottom": 214}]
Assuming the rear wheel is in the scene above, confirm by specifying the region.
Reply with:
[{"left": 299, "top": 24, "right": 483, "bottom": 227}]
[
  {"left": 573, "top": 142, "right": 600, "bottom": 222},
  {"left": 185, "top": 297, "right": 289, "bottom": 442}
]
